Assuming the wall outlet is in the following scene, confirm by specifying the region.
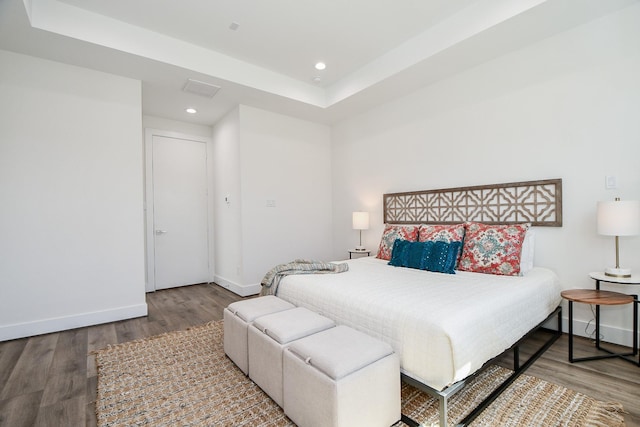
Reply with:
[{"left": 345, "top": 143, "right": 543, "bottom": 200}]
[{"left": 266, "top": 199, "right": 276, "bottom": 207}]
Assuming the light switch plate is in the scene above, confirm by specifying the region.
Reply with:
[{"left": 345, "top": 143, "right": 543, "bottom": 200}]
[{"left": 605, "top": 176, "right": 617, "bottom": 189}]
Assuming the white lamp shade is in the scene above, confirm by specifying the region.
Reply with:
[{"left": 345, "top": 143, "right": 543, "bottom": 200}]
[
  {"left": 597, "top": 200, "right": 640, "bottom": 236},
  {"left": 352, "top": 212, "right": 370, "bottom": 230}
]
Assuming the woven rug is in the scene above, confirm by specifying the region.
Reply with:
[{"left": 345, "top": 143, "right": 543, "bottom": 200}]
[{"left": 94, "top": 321, "right": 625, "bottom": 427}]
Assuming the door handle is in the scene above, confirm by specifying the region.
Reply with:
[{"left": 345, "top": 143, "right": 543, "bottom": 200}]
[{"left": 155, "top": 230, "right": 168, "bottom": 235}]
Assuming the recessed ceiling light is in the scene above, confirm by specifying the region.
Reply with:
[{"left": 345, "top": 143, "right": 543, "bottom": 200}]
[
  {"left": 185, "top": 108, "right": 197, "bottom": 114},
  {"left": 314, "top": 62, "right": 326, "bottom": 71},
  {"left": 229, "top": 22, "right": 239, "bottom": 31}
]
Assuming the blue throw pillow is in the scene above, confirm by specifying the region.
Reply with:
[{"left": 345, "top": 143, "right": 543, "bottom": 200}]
[
  {"left": 406, "top": 241, "right": 427, "bottom": 269},
  {"left": 388, "top": 239, "right": 410, "bottom": 267},
  {"left": 419, "top": 240, "right": 435, "bottom": 269},
  {"left": 423, "top": 240, "right": 461, "bottom": 274},
  {"left": 389, "top": 240, "right": 460, "bottom": 274}
]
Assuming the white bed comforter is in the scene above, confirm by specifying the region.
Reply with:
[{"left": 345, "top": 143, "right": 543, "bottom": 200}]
[{"left": 275, "top": 257, "right": 561, "bottom": 391}]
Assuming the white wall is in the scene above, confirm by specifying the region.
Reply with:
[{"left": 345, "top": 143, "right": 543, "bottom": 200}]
[
  {"left": 0, "top": 50, "right": 147, "bottom": 341},
  {"left": 331, "top": 5, "right": 640, "bottom": 346},
  {"left": 239, "top": 105, "right": 333, "bottom": 285},
  {"left": 143, "top": 115, "right": 212, "bottom": 138},
  {"left": 212, "top": 105, "right": 332, "bottom": 295},
  {"left": 212, "top": 108, "right": 243, "bottom": 292}
]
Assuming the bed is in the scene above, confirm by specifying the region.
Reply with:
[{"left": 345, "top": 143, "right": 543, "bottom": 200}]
[
  {"left": 276, "top": 256, "right": 561, "bottom": 392},
  {"left": 267, "top": 179, "right": 565, "bottom": 426}
]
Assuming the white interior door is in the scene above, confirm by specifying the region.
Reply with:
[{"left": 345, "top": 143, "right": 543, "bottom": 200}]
[{"left": 150, "top": 135, "right": 209, "bottom": 290}]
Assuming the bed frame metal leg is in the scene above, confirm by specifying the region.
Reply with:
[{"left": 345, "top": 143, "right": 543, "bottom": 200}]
[
  {"left": 401, "top": 372, "right": 465, "bottom": 427},
  {"left": 439, "top": 396, "right": 447, "bottom": 427},
  {"left": 458, "top": 307, "right": 562, "bottom": 426},
  {"left": 400, "top": 306, "right": 562, "bottom": 427}
]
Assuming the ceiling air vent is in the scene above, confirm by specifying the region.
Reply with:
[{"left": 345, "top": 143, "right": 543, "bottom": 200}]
[{"left": 182, "top": 79, "right": 221, "bottom": 98}]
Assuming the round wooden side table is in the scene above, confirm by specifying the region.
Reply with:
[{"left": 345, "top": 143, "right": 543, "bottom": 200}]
[{"left": 561, "top": 289, "right": 638, "bottom": 365}]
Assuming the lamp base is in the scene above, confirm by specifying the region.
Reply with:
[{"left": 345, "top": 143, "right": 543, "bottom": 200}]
[
  {"left": 604, "top": 266, "right": 632, "bottom": 278},
  {"left": 354, "top": 246, "right": 366, "bottom": 251}
]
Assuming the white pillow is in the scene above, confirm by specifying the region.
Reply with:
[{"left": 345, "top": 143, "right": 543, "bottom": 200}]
[{"left": 519, "top": 229, "right": 535, "bottom": 274}]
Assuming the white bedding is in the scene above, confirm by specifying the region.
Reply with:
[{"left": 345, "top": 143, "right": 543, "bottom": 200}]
[{"left": 275, "top": 256, "right": 561, "bottom": 391}]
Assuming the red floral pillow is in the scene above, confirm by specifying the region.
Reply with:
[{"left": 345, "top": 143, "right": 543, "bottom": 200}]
[
  {"left": 458, "top": 222, "right": 530, "bottom": 276},
  {"left": 419, "top": 224, "right": 465, "bottom": 243},
  {"left": 376, "top": 225, "right": 419, "bottom": 260}
]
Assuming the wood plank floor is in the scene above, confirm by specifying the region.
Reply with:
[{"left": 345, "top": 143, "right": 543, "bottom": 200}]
[{"left": 0, "top": 283, "right": 638, "bottom": 426}]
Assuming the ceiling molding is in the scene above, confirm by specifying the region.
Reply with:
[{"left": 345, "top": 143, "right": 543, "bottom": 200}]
[{"left": 2, "top": 0, "right": 638, "bottom": 126}]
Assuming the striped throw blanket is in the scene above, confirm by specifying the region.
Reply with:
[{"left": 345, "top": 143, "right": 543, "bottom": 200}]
[{"left": 260, "top": 259, "right": 349, "bottom": 296}]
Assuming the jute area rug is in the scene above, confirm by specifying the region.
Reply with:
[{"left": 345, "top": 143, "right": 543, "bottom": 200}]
[{"left": 94, "top": 321, "right": 625, "bottom": 427}]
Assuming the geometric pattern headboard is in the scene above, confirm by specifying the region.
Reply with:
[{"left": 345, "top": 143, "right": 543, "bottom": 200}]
[{"left": 383, "top": 178, "right": 562, "bottom": 227}]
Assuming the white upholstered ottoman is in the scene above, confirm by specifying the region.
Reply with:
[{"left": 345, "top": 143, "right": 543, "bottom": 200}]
[
  {"left": 248, "top": 307, "right": 335, "bottom": 407},
  {"left": 283, "top": 325, "right": 401, "bottom": 427},
  {"left": 223, "top": 296, "right": 295, "bottom": 374}
]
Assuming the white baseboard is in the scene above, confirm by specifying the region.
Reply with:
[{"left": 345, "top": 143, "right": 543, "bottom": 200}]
[
  {"left": 560, "top": 316, "right": 638, "bottom": 348},
  {"left": 213, "top": 275, "right": 261, "bottom": 297},
  {"left": 0, "top": 303, "right": 148, "bottom": 342}
]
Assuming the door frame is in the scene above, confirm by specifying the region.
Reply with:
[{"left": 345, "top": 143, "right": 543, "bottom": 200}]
[{"left": 144, "top": 128, "right": 214, "bottom": 292}]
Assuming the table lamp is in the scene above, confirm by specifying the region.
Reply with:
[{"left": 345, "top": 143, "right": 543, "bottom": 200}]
[
  {"left": 597, "top": 198, "right": 640, "bottom": 278},
  {"left": 352, "top": 212, "right": 369, "bottom": 251}
]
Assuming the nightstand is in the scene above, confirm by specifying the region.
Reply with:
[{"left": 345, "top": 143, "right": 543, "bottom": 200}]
[
  {"left": 348, "top": 249, "right": 371, "bottom": 259},
  {"left": 561, "top": 272, "right": 639, "bottom": 366}
]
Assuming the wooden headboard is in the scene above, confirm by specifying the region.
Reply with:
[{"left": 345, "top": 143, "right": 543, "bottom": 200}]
[{"left": 383, "top": 178, "right": 562, "bottom": 227}]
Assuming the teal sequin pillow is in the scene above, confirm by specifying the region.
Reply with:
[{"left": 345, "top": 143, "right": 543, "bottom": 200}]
[
  {"left": 389, "top": 240, "right": 426, "bottom": 268},
  {"left": 388, "top": 239, "right": 410, "bottom": 267},
  {"left": 423, "top": 241, "right": 462, "bottom": 274},
  {"left": 389, "top": 240, "right": 460, "bottom": 274},
  {"left": 407, "top": 242, "right": 428, "bottom": 269}
]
